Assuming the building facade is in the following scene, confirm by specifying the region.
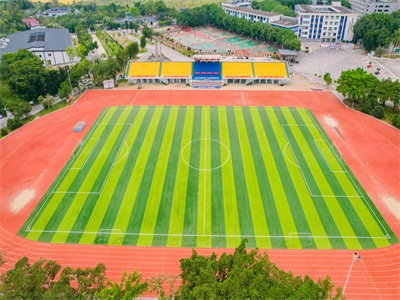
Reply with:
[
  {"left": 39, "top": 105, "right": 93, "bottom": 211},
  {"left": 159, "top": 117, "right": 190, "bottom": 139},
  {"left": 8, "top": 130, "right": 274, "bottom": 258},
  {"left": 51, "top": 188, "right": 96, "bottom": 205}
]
[
  {"left": 0, "top": 28, "right": 77, "bottom": 66},
  {"left": 222, "top": 2, "right": 299, "bottom": 32},
  {"left": 296, "top": 3, "right": 358, "bottom": 42},
  {"left": 349, "top": 0, "right": 400, "bottom": 15}
]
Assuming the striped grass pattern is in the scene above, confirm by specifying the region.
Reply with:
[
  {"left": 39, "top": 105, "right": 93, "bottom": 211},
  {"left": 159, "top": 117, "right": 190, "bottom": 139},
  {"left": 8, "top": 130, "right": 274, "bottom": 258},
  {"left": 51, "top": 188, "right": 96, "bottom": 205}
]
[{"left": 19, "top": 106, "right": 397, "bottom": 249}]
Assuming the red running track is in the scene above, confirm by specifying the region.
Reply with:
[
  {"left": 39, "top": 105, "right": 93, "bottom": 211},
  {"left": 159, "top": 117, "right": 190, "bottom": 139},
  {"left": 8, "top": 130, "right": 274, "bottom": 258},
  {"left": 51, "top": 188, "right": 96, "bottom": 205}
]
[{"left": 0, "top": 90, "right": 399, "bottom": 299}]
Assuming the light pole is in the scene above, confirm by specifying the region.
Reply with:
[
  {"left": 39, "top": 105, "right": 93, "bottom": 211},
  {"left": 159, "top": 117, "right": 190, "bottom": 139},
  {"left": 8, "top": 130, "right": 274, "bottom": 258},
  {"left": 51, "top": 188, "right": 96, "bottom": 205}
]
[
  {"left": 343, "top": 252, "right": 361, "bottom": 294},
  {"left": 281, "top": 34, "right": 285, "bottom": 49},
  {"left": 67, "top": 68, "right": 72, "bottom": 91}
]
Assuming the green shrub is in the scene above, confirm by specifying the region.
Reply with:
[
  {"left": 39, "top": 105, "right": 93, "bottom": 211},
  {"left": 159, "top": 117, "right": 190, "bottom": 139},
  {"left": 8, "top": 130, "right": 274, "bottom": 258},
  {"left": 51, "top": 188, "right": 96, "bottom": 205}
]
[
  {"left": 392, "top": 114, "right": 400, "bottom": 129},
  {"left": 1, "top": 128, "right": 8, "bottom": 136},
  {"left": 7, "top": 116, "right": 23, "bottom": 130},
  {"left": 372, "top": 106, "right": 384, "bottom": 119},
  {"left": 361, "top": 101, "right": 372, "bottom": 114}
]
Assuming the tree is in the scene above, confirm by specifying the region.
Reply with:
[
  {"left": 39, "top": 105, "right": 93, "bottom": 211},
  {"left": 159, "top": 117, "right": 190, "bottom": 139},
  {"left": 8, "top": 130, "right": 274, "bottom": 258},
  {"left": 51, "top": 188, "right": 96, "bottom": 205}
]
[
  {"left": 336, "top": 68, "right": 379, "bottom": 106},
  {"left": 38, "top": 94, "right": 55, "bottom": 110},
  {"left": 76, "top": 44, "right": 87, "bottom": 59},
  {"left": 7, "top": 99, "right": 32, "bottom": 118},
  {"left": 353, "top": 12, "right": 399, "bottom": 50},
  {"left": 0, "top": 49, "right": 46, "bottom": 103},
  {"left": 140, "top": 35, "right": 147, "bottom": 49},
  {"left": 126, "top": 42, "right": 139, "bottom": 59},
  {"left": 148, "top": 274, "right": 178, "bottom": 299},
  {"left": 176, "top": 240, "right": 344, "bottom": 299},
  {"left": 324, "top": 72, "right": 333, "bottom": 88},
  {"left": 96, "top": 270, "right": 148, "bottom": 299},
  {"left": 0, "top": 257, "right": 61, "bottom": 299},
  {"left": 65, "top": 46, "right": 76, "bottom": 63}
]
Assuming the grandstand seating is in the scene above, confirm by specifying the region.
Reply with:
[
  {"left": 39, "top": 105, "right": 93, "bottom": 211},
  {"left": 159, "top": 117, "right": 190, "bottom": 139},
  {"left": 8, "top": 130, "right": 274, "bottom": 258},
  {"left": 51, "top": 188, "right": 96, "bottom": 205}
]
[
  {"left": 192, "top": 62, "right": 222, "bottom": 81},
  {"left": 128, "top": 62, "right": 160, "bottom": 77},
  {"left": 222, "top": 62, "right": 253, "bottom": 78},
  {"left": 253, "top": 62, "right": 288, "bottom": 78},
  {"left": 126, "top": 61, "right": 289, "bottom": 87},
  {"left": 161, "top": 62, "right": 192, "bottom": 77}
]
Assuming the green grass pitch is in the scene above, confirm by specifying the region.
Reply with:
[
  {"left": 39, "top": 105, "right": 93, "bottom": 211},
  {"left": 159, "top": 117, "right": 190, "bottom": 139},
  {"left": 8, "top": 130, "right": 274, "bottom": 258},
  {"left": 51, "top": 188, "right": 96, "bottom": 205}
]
[{"left": 19, "top": 106, "right": 397, "bottom": 249}]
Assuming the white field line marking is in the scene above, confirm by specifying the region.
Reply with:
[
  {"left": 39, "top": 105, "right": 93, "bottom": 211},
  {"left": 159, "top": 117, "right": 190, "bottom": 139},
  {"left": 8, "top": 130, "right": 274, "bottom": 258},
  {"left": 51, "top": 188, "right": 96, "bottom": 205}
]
[
  {"left": 69, "top": 138, "right": 100, "bottom": 170},
  {"left": 283, "top": 143, "right": 298, "bottom": 167},
  {"left": 203, "top": 109, "right": 207, "bottom": 236},
  {"left": 55, "top": 123, "right": 132, "bottom": 194},
  {"left": 313, "top": 139, "right": 345, "bottom": 173},
  {"left": 113, "top": 141, "right": 129, "bottom": 165},
  {"left": 281, "top": 124, "right": 360, "bottom": 198},
  {"left": 130, "top": 92, "right": 139, "bottom": 105},
  {"left": 181, "top": 138, "right": 230, "bottom": 171},
  {"left": 25, "top": 229, "right": 390, "bottom": 240},
  {"left": 26, "top": 122, "right": 132, "bottom": 230},
  {"left": 241, "top": 92, "right": 246, "bottom": 105},
  {"left": 305, "top": 110, "right": 391, "bottom": 237},
  {"left": 26, "top": 108, "right": 110, "bottom": 230}
]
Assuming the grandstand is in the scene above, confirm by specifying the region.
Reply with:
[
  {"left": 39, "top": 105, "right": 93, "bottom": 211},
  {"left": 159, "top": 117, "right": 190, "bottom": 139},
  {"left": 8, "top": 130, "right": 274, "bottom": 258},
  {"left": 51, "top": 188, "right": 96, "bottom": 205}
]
[
  {"left": 222, "top": 62, "right": 253, "bottom": 78},
  {"left": 161, "top": 62, "right": 192, "bottom": 79},
  {"left": 128, "top": 62, "right": 160, "bottom": 79},
  {"left": 126, "top": 58, "right": 289, "bottom": 87}
]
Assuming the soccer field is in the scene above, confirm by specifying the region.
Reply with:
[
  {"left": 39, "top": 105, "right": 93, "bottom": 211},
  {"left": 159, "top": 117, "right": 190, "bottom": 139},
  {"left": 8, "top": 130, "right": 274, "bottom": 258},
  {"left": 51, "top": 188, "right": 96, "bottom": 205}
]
[{"left": 19, "top": 106, "right": 396, "bottom": 249}]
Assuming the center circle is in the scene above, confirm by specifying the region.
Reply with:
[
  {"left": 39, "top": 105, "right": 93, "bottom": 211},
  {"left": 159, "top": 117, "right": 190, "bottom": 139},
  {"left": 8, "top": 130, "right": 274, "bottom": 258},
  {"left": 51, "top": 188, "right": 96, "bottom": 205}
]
[{"left": 181, "top": 138, "right": 230, "bottom": 171}]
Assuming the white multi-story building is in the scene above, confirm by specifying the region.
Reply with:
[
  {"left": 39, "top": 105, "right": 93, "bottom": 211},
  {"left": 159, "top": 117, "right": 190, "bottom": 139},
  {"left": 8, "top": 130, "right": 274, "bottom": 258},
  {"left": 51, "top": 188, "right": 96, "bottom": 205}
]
[
  {"left": 222, "top": 1, "right": 299, "bottom": 33},
  {"left": 349, "top": 0, "right": 400, "bottom": 15},
  {"left": 296, "top": 3, "right": 358, "bottom": 42}
]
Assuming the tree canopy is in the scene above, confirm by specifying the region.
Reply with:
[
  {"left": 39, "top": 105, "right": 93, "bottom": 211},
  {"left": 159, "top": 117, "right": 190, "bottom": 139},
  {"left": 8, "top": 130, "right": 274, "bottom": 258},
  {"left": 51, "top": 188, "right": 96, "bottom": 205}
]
[
  {"left": 353, "top": 11, "right": 400, "bottom": 51},
  {"left": 176, "top": 240, "right": 344, "bottom": 299},
  {"left": 0, "top": 49, "right": 46, "bottom": 102},
  {"left": 337, "top": 68, "right": 400, "bottom": 121},
  {"left": 0, "top": 256, "right": 147, "bottom": 299}
]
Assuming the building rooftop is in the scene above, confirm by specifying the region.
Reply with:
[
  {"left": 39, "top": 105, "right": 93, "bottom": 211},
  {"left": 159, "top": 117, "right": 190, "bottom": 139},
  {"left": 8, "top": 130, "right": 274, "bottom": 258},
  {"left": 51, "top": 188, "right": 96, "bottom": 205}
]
[
  {"left": 0, "top": 28, "right": 73, "bottom": 58},
  {"left": 47, "top": 7, "right": 71, "bottom": 13},
  {"left": 225, "top": 6, "right": 280, "bottom": 17},
  {"left": 296, "top": 4, "right": 353, "bottom": 13},
  {"left": 22, "top": 18, "right": 40, "bottom": 27}
]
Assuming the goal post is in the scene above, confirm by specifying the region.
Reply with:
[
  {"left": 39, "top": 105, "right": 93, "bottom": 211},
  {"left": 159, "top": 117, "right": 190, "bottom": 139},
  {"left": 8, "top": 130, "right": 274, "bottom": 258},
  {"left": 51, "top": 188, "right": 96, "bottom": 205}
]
[{"left": 72, "top": 139, "right": 83, "bottom": 158}]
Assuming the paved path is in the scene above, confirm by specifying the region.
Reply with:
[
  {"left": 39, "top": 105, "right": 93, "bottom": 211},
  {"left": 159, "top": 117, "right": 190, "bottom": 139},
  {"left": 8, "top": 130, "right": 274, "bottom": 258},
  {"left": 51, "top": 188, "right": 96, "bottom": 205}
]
[
  {"left": 0, "top": 97, "right": 63, "bottom": 129},
  {"left": 91, "top": 34, "right": 107, "bottom": 59}
]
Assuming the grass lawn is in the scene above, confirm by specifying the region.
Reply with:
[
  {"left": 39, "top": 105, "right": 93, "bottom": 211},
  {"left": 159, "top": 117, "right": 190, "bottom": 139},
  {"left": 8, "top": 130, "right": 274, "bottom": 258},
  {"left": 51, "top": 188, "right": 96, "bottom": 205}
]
[{"left": 19, "top": 106, "right": 397, "bottom": 249}]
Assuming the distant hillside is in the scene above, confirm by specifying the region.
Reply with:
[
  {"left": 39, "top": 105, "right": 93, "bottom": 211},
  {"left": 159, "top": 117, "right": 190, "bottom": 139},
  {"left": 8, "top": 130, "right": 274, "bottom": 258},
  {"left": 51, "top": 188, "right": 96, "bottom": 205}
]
[{"left": 29, "top": 0, "right": 221, "bottom": 9}]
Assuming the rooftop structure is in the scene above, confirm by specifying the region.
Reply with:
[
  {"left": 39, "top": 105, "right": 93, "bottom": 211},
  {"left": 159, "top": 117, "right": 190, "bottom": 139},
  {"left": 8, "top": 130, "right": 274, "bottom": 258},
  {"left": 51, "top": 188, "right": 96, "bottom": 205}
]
[
  {"left": 45, "top": 7, "right": 71, "bottom": 17},
  {"left": 0, "top": 28, "right": 77, "bottom": 65},
  {"left": 22, "top": 18, "right": 40, "bottom": 28}
]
